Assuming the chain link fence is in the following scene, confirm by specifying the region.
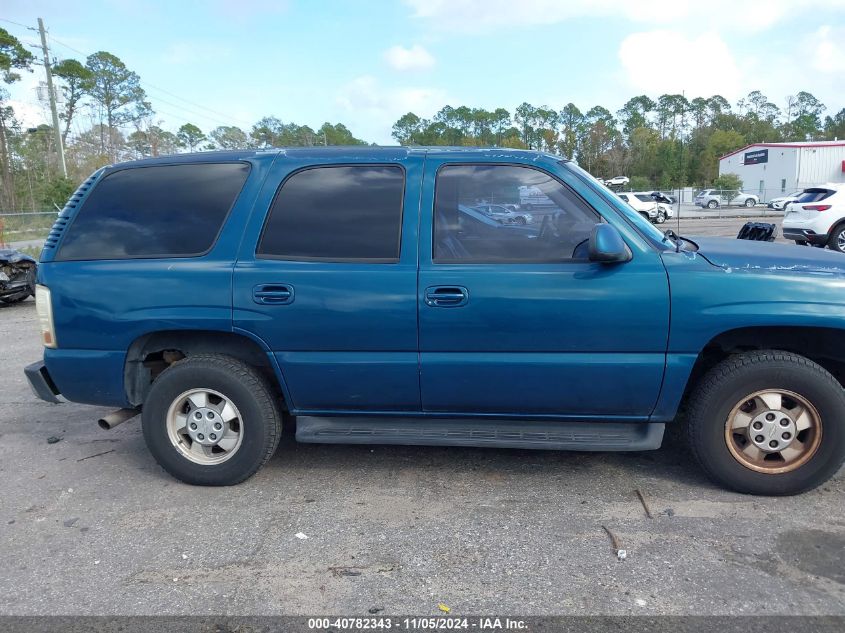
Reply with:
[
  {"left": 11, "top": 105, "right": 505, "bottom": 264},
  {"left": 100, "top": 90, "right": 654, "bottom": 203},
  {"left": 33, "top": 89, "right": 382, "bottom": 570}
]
[{"left": 0, "top": 212, "right": 56, "bottom": 253}]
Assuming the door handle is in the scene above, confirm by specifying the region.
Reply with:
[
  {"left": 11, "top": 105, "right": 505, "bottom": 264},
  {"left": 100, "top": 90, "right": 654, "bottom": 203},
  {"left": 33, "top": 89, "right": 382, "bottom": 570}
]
[
  {"left": 253, "top": 284, "right": 294, "bottom": 305},
  {"left": 424, "top": 286, "right": 468, "bottom": 308}
]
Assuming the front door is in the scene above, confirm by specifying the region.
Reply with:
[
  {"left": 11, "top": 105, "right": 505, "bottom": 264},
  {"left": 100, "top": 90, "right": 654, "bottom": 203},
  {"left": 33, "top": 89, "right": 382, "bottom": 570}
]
[
  {"left": 417, "top": 158, "right": 670, "bottom": 418},
  {"left": 233, "top": 156, "right": 423, "bottom": 413}
]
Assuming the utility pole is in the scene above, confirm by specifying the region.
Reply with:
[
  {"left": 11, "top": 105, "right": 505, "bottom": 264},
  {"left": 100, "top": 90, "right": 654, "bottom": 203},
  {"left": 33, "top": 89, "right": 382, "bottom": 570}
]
[{"left": 37, "top": 17, "right": 67, "bottom": 178}]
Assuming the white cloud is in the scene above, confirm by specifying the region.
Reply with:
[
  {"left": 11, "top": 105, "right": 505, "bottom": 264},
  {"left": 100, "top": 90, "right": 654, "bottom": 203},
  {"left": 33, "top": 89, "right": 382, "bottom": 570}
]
[
  {"left": 383, "top": 44, "right": 436, "bottom": 71},
  {"left": 406, "top": 0, "right": 845, "bottom": 34},
  {"left": 811, "top": 26, "right": 845, "bottom": 74},
  {"left": 335, "top": 75, "right": 448, "bottom": 143},
  {"left": 618, "top": 30, "right": 743, "bottom": 99}
]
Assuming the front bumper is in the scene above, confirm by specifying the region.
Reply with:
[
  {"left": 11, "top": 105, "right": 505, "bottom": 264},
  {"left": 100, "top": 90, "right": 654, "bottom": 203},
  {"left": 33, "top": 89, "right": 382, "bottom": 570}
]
[
  {"left": 24, "top": 361, "right": 61, "bottom": 403},
  {"left": 782, "top": 227, "right": 828, "bottom": 245}
]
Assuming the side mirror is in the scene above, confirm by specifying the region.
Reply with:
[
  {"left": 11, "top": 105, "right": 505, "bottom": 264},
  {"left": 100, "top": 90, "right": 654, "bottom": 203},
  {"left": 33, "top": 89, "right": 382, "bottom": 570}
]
[{"left": 589, "top": 224, "right": 632, "bottom": 264}]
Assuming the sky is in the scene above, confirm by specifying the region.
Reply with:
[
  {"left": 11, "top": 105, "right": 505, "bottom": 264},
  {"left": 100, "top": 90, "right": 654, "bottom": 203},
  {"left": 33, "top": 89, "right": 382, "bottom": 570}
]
[{"left": 2, "top": 0, "right": 845, "bottom": 144}]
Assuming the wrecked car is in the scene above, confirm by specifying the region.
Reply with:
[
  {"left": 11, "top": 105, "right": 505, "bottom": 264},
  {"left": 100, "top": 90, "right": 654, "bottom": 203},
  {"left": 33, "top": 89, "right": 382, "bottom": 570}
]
[{"left": 0, "top": 248, "right": 36, "bottom": 304}]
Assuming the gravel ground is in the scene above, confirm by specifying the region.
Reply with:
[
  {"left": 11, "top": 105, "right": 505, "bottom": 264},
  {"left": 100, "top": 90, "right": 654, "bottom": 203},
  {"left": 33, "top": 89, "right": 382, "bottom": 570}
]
[{"left": 1, "top": 217, "right": 843, "bottom": 617}]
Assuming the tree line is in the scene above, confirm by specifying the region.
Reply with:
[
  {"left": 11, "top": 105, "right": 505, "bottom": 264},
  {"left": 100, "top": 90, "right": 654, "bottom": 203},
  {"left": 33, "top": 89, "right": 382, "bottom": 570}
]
[
  {"left": 393, "top": 92, "right": 844, "bottom": 193},
  {"left": 2, "top": 26, "right": 845, "bottom": 212}
]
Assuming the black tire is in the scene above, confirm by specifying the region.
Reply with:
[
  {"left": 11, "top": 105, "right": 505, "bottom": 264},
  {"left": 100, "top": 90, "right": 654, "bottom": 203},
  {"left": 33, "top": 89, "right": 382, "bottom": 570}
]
[
  {"left": 707, "top": 200, "right": 718, "bottom": 209},
  {"left": 794, "top": 240, "right": 808, "bottom": 246},
  {"left": 744, "top": 198, "right": 755, "bottom": 207},
  {"left": 827, "top": 223, "right": 845, "bottom": 253},
  {"left": 656, "top": 209, "right": 667, "bottom": 224},
  {"left": 515, "top": 216, "right": 527, "bottom": 225},
  {"left": 142, "top": 354, "right": 282, "bottom": 486},
  {"left": 686, "top": 350, "right": 845, "bottom": 495}
]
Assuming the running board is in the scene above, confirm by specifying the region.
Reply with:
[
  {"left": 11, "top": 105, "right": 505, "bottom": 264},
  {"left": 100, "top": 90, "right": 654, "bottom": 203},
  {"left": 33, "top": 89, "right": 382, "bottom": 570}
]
[{"left": 295, "top": 417, "right": 664, "bottom": 451}]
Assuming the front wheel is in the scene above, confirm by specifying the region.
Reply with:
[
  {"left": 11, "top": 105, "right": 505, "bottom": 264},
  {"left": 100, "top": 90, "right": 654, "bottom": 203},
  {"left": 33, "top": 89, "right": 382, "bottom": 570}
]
[
  {"left": 655, "top": 209, "right": 667, "bottom": 224},
  {"left": 686, "top": 350, "right": 845, "bottom": 495},
  {"left": 142, "top": 354, "right": 282, "bottom": 485}
]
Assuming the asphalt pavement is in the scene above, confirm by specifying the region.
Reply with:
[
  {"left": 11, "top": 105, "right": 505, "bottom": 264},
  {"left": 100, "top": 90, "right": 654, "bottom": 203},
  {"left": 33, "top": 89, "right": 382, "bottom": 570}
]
[{"left": 0, "top": 218, "right": 843, "bottom": 616}]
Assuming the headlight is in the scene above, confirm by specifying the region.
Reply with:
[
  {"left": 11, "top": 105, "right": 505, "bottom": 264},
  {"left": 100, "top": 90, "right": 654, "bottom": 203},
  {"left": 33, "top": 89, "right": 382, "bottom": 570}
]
[{"left": 35, "top": 285, "right": 57, "bottom": 348}]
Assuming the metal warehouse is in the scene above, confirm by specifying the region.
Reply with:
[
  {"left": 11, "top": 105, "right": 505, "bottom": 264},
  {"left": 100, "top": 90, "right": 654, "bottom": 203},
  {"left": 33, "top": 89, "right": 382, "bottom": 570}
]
[{"left": 719, "top": 140, "right": 845, "bottom": 203}]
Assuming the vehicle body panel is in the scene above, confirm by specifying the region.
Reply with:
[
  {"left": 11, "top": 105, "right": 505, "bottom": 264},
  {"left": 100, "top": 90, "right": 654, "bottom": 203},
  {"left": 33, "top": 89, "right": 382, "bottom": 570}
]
[
  {"left": 417, "top": 153, "right": 671, "bottom": 417},
  {"left": 232, "top": 149, "right": 424, "bottom": 412},
  {"left": 35, "top": 151, "right": 278, "bottom": 406}
]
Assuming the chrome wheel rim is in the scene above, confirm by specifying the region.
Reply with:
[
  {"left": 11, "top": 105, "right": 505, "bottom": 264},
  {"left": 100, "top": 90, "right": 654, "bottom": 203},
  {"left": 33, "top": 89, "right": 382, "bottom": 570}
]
[
  {"left": 725, "top": 389, "right": 822, "bottom": 474},
  {"left": 166, "top": 388, "right": 244, "bottom": 465},
  {"left": 836, "top": 231, "right": 845, "bottom": 252}
]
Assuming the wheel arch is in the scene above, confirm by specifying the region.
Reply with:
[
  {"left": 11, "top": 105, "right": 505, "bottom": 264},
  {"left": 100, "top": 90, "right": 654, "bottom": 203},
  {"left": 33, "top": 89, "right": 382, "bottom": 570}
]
[
  {"left": 124, "top": 329, "right": 287, "bottom": 408},
  {"left": 679, "top": 325, "right": 845, "bottom": 412}
]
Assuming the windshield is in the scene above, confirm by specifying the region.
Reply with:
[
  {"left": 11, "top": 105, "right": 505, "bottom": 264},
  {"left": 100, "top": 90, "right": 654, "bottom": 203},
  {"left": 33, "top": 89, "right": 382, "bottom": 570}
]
[{"left": 565, "top": 162, "right": 668, "bottom": 244}]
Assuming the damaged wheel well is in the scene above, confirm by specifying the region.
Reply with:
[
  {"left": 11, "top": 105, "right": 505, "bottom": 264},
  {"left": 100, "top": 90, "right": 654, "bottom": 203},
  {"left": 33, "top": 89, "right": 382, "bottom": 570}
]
[
  {"left": 125, "top": 330, "right": 280, "bottom": 407},
  {"left": 682, "top": 326, "right": 845, "bottom": 408}
]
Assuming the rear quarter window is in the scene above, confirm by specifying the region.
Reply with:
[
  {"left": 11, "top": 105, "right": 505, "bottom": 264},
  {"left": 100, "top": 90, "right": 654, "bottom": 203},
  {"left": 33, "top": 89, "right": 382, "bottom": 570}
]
[
  {"left": 56, "top": 162, "right": 250, "bottom": 260},
  {"left": 796, "top": 189, "right": 835, "bottom": 204}
]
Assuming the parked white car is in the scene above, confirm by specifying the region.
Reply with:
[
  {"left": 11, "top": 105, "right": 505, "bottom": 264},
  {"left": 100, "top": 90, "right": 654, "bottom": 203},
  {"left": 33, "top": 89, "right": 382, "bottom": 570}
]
[
  {"left": 782, "top": 185, "right": 845, "bottom": 251},
  {"left": 617, "top": 192, "right": 671, "bottom": 224},
  {"left": 768, "top": 190, "right": 803, "bottom": 210},
  {"left": 604, "top": 176, "right": 630, "bottom": 187},
  {"left": 695, "top": 189, "right": 759, "bottom": 208}
]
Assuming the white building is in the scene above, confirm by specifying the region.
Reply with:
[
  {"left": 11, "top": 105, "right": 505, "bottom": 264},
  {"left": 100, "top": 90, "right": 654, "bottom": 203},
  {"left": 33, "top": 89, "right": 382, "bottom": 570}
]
[{"left": 719, "top": 140, "right": 845, "bottom": 202}]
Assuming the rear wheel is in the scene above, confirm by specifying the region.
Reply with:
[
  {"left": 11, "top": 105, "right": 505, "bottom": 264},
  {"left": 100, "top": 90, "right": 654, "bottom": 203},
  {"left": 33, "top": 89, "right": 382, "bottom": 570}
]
[
  {"left": 656, "top": 209, "right": 667, "bottom": 224},
  {"left": 142, "top": 354, "right": 282, "bottom": 485},
  {"left": 707, "top": 200, "right": 718, "bottom": 209},
  {"left": 744, "top": 198, "right": 755, "bottom": 207},
  {"left": 827, "top": 224, "right": 845, "bottom": 253},
  {"left": 686, "top": 350, "right": 845, "bottom": 495}
]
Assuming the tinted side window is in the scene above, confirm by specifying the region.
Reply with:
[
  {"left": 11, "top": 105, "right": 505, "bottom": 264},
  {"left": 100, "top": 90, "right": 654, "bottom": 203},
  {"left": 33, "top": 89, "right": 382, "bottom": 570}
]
[
  {"left": 433, "top": 164, "right": 599, "bottom": 263},
  {"left": 257, "top": 165, "right": 404, "bottom": 262},
  {"left": 57, "top": 163, "right": 249, "bottom": 260}
]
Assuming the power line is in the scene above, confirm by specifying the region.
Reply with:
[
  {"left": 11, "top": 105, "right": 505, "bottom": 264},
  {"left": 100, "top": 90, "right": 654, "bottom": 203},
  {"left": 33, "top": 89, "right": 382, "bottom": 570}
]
[
  {"left": 45, "top": 34, "right": 254, "bottom": 129},
  {"left": 0, "top": 17, "right": 33, "bottom": 30},
  {"left": 3, "top": 16, "right": 256, "bottom": 134}
]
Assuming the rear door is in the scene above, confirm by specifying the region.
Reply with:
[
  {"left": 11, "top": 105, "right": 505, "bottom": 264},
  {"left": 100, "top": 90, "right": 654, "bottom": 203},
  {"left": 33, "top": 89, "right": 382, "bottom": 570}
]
[
  {"left": 417, "top": 157, "right": 670, "bottom": 418},
  {"left": 233, "top": 154, "right": 423, "bottom": 413}
]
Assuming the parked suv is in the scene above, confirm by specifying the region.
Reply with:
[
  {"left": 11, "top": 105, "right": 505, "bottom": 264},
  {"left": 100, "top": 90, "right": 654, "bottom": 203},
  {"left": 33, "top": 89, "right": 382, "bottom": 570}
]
[
  {"left": 695, "top": 189, "right": 759, "bottom": 209},
  {"left": 25, "top": 148, "right": 845, "bottom": 494},
  {"left": 781, "top": 185, "right": 845, "bottom": 251}
]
